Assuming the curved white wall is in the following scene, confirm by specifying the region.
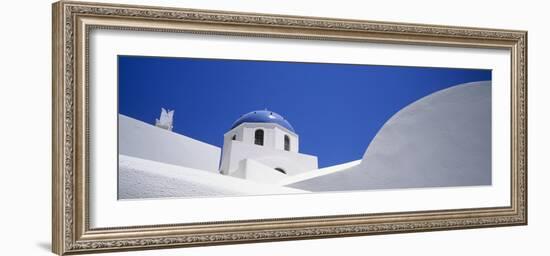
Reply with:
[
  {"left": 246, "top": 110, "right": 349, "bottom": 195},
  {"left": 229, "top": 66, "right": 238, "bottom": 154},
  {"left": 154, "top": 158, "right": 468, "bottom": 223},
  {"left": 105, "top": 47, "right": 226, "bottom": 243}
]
[{"left": 289, "top": 81, "right": 492, "bottom": 191}]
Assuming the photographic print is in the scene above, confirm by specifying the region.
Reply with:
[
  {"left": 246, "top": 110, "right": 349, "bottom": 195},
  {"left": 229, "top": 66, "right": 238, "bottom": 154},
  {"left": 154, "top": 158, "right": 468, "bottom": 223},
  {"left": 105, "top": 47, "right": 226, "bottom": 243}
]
[
  {"left": 117, "top": 56, "right": 492, "bottom": 200},
  {"left": 52, "top": 2, "right": 527, "bottom": 254}
]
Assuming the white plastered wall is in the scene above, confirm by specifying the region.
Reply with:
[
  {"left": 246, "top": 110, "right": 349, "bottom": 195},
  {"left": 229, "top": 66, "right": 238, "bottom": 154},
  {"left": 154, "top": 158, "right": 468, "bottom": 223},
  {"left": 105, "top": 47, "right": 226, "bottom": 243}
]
[{"left": 119, "top": 114, "right": 221, "bottom": 172}]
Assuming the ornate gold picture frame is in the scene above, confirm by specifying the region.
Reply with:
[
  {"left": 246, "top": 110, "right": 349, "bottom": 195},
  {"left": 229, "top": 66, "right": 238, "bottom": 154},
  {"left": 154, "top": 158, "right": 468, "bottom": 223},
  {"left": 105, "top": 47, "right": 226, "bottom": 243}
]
[{"left": 52, "top": 1, "right": 527, "bottom": 255}]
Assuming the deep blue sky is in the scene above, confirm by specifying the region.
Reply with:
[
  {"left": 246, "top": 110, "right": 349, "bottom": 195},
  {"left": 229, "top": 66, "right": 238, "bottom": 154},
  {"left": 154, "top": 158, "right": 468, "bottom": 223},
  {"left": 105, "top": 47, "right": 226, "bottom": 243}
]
[{"left": 118, "top": 56, "right": 491, "bottom": 167}]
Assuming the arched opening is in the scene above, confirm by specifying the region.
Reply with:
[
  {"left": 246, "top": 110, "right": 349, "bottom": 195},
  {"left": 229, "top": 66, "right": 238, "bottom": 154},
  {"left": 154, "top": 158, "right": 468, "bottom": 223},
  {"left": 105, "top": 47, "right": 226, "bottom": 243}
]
[
  {"left": 274, "top": 167, "right": 286, "bottom": 174},
  {"left": 232, "top": 134, "right": 237, "bottom": 140},
  {"left": 284, "top": 135, "right": 290, "bottom": 151},
  {"left": 254, "top": 129, "right": 264, "bottom": 146}
]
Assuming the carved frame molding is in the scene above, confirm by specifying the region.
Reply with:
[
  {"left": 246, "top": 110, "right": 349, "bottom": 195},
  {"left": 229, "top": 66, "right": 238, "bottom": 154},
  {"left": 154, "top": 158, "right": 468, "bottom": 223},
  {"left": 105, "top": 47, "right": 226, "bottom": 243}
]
[{"left": 52, "top": 1, "right": 527, "bottom": 255}]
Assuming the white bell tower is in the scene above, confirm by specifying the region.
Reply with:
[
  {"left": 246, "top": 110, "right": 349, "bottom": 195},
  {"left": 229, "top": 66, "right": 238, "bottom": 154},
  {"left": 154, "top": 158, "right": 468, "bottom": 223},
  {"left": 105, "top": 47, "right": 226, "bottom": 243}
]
[{"left": 219, "top": 110, "right": 318, "bottom": 183}]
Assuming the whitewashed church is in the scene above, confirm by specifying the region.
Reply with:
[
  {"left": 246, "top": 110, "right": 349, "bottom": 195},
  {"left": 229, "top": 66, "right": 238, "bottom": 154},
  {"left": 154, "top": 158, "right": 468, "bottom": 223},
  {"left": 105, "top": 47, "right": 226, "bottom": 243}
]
[
  {"left": 152, "top": 108, "right": 318, "bottom": 183},
  {"left": 219, "top": 110, "right": 318, "bottom": 183}
]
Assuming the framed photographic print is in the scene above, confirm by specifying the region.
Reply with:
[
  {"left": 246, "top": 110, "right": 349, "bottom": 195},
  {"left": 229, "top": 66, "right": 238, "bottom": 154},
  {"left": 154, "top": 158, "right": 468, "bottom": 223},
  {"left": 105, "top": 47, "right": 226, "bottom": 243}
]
[{"left": 52, "top": 1, "right": 527, "bottom": 255}]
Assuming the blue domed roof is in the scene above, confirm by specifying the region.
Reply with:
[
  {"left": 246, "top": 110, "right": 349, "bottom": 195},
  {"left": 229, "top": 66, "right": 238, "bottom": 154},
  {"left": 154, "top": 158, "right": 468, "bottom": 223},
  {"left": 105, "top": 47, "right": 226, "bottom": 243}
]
[{"left": 231, "top": 110, "right": 295, "bottom": 132}]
